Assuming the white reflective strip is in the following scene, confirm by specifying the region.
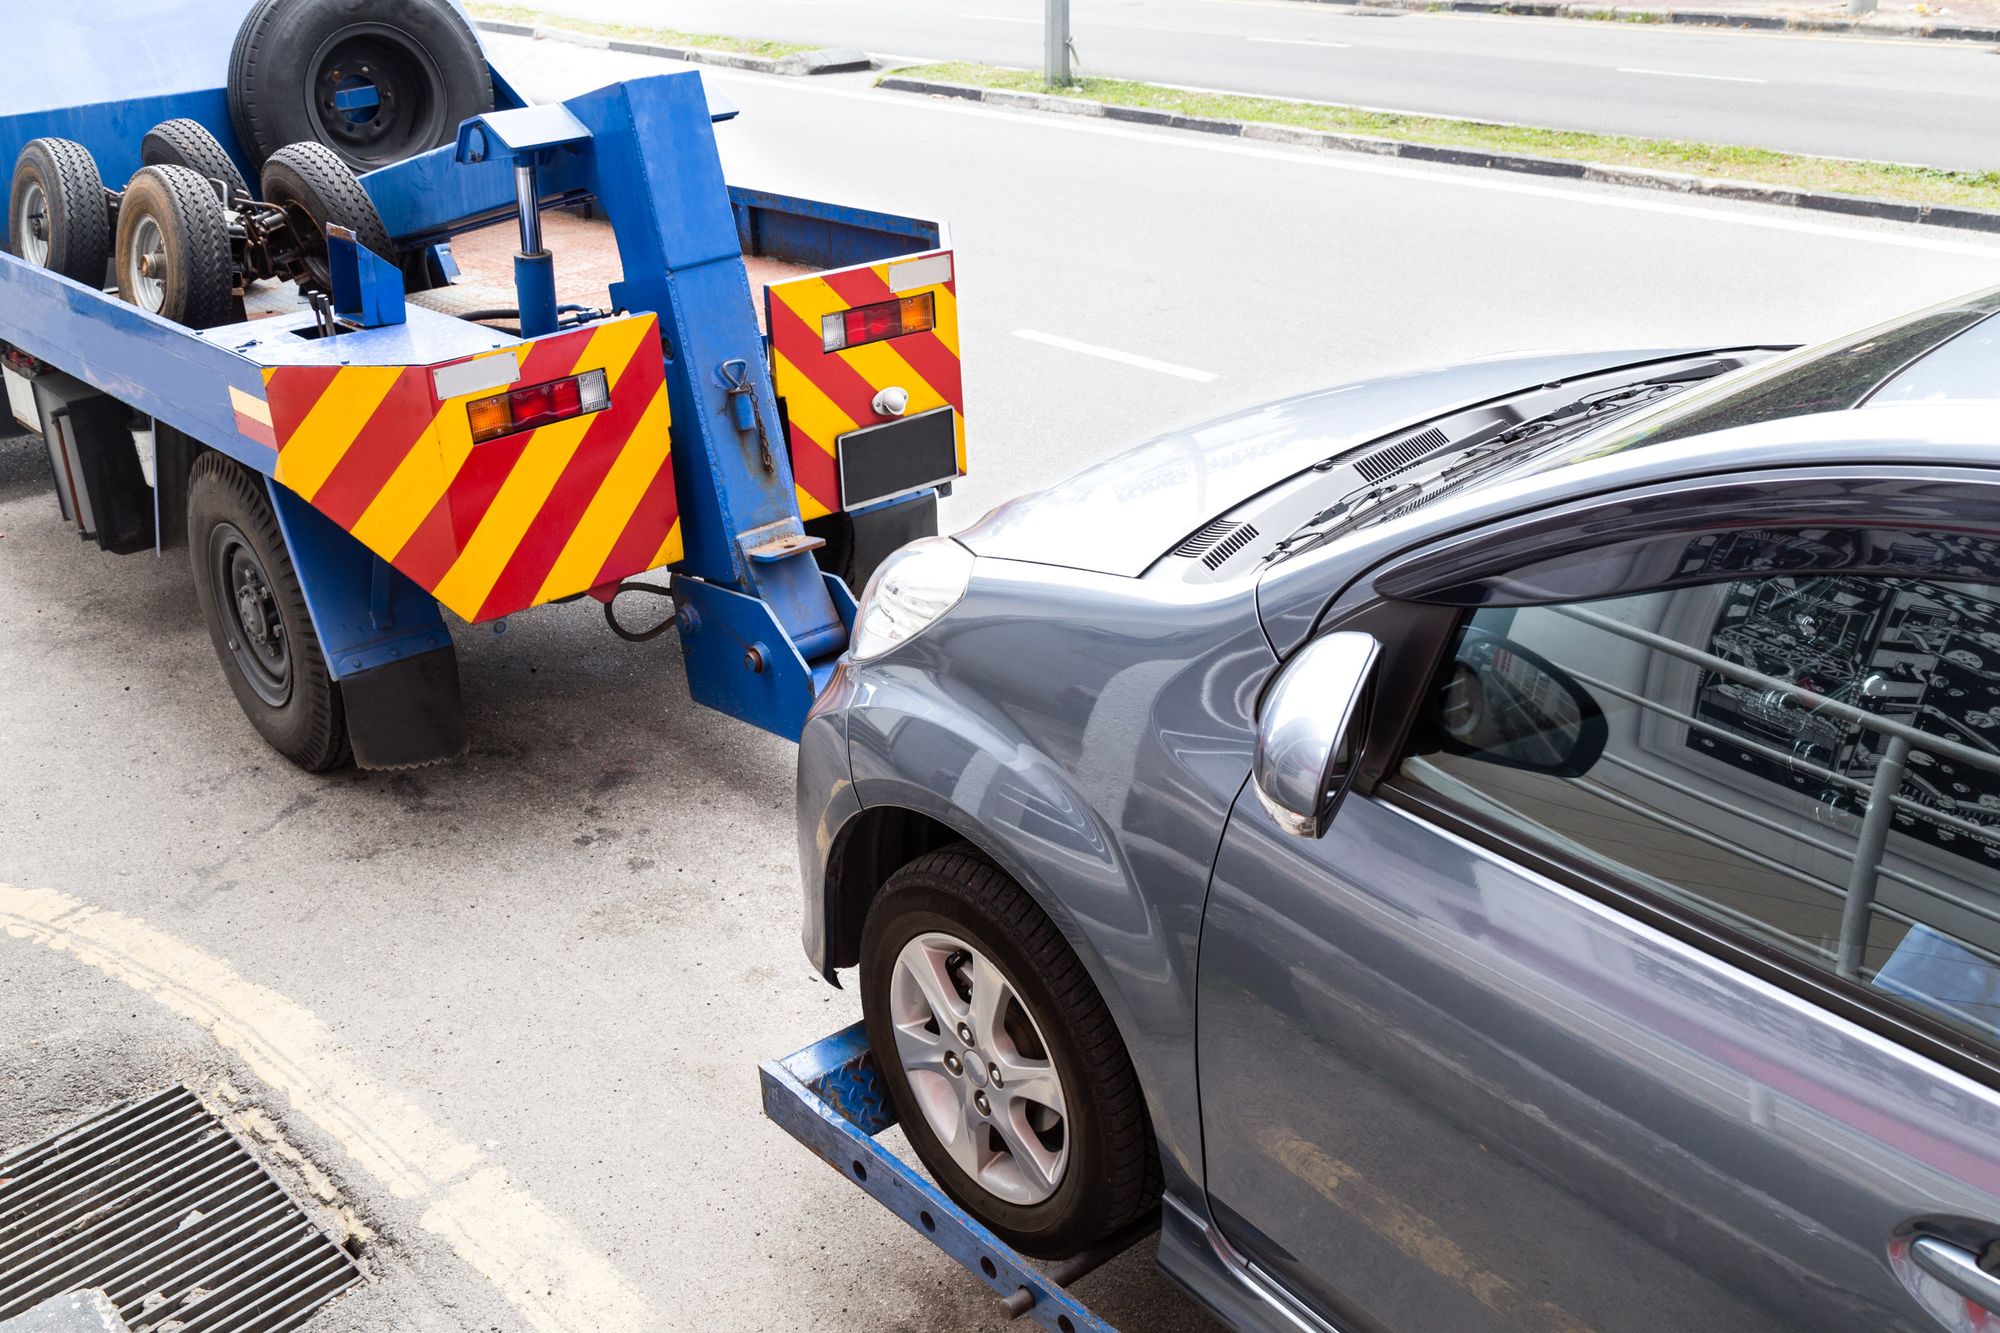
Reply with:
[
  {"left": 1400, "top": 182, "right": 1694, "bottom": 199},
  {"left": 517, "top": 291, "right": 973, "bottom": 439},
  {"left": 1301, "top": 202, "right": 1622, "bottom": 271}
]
[
  {"left": 889, "top": 252, "right": 954, "bottom": 294},
  {"left": 228, "top": 385, "right": 272, "bottom": 426},
  {"left": 433, "top": 353, "right": 521, "bottom": 402}
]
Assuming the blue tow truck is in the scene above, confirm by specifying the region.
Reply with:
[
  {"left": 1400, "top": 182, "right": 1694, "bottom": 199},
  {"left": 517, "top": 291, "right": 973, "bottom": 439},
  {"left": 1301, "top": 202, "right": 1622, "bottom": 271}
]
[{"left": 2, "top": 0, "right": 965, "bottom": 769}]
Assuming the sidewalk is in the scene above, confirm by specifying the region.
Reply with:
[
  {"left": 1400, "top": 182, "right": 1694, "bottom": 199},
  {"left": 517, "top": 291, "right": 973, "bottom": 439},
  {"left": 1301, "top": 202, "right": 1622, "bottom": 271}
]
[{"left": 1301, "top": 0, "right": 2000, "bottom": 42}]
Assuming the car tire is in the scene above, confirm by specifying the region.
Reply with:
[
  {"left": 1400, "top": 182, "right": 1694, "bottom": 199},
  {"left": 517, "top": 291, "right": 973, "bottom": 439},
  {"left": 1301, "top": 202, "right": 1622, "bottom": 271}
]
[
  {"left": 141, "top": 119, "right": 252, "bottom": 207},
  {"left": 186, "top": 453, "right": 351, "bottom": 772},
  {"left": 859, "top": 844, "right": 1160, "bottom": 1258},
  {"left": 260, "top": 142, "right": 392, "bottom": 294},
  {"left": 228, "top": 0, "right": 492, "bottom": 172},
  {"left": 8, "top": 138, "right": 111, "bottom": 285},
  {"left": 115, "top": 165, "right": 238, "bottom": 329}
]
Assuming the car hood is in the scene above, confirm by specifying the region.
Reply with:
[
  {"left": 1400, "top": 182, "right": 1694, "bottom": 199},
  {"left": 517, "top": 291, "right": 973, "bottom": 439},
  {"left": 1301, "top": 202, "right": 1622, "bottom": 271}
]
[{"left": 956, "top": 349, "right": 1698, "bottom": 577}]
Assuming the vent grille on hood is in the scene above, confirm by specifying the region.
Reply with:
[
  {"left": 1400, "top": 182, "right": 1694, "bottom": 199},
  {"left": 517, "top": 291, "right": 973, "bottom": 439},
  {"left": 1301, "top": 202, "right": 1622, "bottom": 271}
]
[
  {"left": 0, "top": 1087, "right": 363, "bottom": 1332},
  {"left": 1354, "top": 425, "right": 1450, "bottom": 484},
  {"left": 1172, "top": 519, "right": 1260, "bottom": 570}
]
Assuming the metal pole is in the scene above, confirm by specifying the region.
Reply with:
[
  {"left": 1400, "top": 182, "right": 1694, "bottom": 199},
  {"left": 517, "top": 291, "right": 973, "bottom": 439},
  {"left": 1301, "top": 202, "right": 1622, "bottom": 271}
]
[
  {"left": 1045, "top": 0, "right": 1071, "bottom": 86},
  {"left": 1836, "top": 734, "right": 1912, "bottom": 981}
]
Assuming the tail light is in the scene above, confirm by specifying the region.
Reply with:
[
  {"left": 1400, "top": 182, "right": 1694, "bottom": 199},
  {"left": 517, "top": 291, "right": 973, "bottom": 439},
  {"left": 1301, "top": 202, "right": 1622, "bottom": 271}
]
[
  {"left": 822, "top": 293, "right": 935, "bottom": 353},
  {"left": 467, "top": 368, "right": 610, "bottom": 443}
]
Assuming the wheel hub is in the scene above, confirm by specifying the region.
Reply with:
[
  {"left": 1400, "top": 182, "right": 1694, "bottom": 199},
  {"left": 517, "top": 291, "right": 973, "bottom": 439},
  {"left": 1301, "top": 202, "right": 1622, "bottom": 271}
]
[
  {"left": 888, "top": 933, "right": 1071, "bottom": 1206},
  {"left": 19, "top": 181, "right": 49, "bottom": 266},
  {"left": 208, "top": 522, "right": 292, "bottom": 707}
]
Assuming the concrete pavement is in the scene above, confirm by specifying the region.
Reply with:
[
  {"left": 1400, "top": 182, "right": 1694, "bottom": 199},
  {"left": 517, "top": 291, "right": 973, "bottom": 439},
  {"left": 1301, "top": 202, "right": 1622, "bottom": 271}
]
[
  {"left": 3, "top": 36, "right": 1999, "bottom": 1333},
  {"left": 516, "top": 0, "right": 2000, "bottom": 171}
]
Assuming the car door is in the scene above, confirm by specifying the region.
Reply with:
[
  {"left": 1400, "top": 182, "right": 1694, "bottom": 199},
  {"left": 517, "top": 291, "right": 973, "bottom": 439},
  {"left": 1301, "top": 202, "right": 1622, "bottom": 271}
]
[{"left": 1197, "top": 478, "right": 2000, "bottom": 1333}]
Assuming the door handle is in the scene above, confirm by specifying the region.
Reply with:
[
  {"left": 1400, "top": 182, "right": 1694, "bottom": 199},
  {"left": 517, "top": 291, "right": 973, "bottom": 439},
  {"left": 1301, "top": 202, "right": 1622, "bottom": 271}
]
[{"left": 1912, "top": 1236, "right": 2000, "bottom": 1313}]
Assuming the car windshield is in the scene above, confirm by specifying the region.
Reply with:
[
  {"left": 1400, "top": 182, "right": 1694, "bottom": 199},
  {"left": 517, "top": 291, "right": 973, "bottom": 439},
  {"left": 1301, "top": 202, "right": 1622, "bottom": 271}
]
[{"left": 1495, "top": 285, "right": 2000, "bottom": 484}]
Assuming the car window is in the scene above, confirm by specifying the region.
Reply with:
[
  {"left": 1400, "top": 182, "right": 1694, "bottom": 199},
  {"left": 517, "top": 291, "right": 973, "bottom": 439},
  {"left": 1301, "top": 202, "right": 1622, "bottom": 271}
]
[
  {"left": 1866, "top": 313, "right": 2000, "bottom": 406},
  {"left": 1398, "top": 568, "right": 2000, "bottom": 1052}
]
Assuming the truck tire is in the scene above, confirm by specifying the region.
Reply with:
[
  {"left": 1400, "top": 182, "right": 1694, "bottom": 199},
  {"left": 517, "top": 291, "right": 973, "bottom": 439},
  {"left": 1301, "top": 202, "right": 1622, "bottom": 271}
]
[
  {"left": 186, "top": 453, "right": 351, "bottom": 772},
  {"left": 141, "top": 119, "right": 252, "bottom": 207},
  {"left": 8, "top": 138, "right": 111, "bottom": 285},
  {"left": 229, "top": 0, "right": 493, "bottom": 172},
  {"left": 260, "top": 142, "right": 392, "bottom": 294},
  {"left": 115, "top": 165, "right": 237, "bottom": 329},
  {"left": 859, "top": 844, "right": 1161, "bottom": 1259}
]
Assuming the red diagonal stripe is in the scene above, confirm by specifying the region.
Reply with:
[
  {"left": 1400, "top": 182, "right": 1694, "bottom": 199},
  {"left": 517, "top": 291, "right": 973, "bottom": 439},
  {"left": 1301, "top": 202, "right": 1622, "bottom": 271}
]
[
  {"left": 471, "top": 350, "right": 668, "bottom": 622},
  {"left": 792, "top": 426, "right": 838, "bottom": 513},
  {"left": 591, "top": 446, "right": 680, "bottom": 590},
  {"left": 819, "top": 267, "right": 964, "bottom": 410},
  {"left": 768, "top": 297, "right": 887, "bottom": 432},
  {"left": 264, "top": 365, "right": 343, "bottom": 443},
  {"left": 389, "top": 326, "right": 606, "bottom": 588},
  {"left": 311, "top": 370, "right": 438, "bottom": 529}
]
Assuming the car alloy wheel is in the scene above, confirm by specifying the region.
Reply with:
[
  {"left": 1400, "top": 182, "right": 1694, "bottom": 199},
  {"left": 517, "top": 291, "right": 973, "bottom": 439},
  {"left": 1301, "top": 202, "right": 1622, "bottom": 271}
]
[{"left": 888, "top": 932, "right": 1071, "bottom": 1206}]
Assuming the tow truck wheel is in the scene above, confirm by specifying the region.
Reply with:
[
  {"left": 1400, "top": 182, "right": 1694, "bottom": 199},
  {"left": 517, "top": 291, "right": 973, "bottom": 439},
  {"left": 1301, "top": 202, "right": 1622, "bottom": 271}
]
[
  {"left": 7, "top": 138, "right": 111, "bottom": 285},
  {"left": 186, "top": 454, "right": 350, "bottom": 772},
  {"left": 858, "top": 844, "right": 1161, "bottom": 1259},
  {"left": 141, "top": 119, "right": 251, "bottom": 207},
  {"left": 260, "top": 142, "right": 391, "bottom": 294},
  {"left": 229, "top": 0, "right": 492, "bottom": 171},
  {"left": 115, "top": 165, "right": 237, "bottom": 329}
]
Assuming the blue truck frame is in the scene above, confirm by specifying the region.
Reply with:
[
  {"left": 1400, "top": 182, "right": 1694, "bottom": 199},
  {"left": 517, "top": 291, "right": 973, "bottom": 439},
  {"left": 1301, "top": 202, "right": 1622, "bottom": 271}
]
[{"left": 0, "top": 4, "right": 949, "bottom": 746}]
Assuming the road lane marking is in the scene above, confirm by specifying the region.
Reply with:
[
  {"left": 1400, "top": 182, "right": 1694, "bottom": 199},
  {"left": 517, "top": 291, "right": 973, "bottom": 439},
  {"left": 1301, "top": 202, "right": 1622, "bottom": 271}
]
[
  {"left": 1248, "top": 36, "right": 1353, "bottom": 47},
  {"left": 0, "top": 880, "right": 653, "bottom": 1333},
  {"left": 1618, "top": 67, "right": 1769, "bottom": 84},
  {"left": 1013, "top": 329, "right": 1219, "bottom": 381}
]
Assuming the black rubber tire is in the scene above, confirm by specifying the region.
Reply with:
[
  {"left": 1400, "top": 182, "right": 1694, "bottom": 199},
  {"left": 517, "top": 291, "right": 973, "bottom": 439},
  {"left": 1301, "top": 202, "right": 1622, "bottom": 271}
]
[
  {"left": 260, "top": 141, "right": 392, "bottom": 294},
  {"left": 186, "top": 453, "right": 351, "bottom": 772},
  {"left": 141, "top": 119, "right": 252, "bottom": 206},
  {"left": 229, "top": 0, "right": 492, "bottom": 172},
  {"left": 7, "top": 138, "right": 111, "bottom": 285},
  {"left": 114, "top": 165, "right": 238, "bottom": 329},
  {"left": 859, "top": 844, "right": 1160, "bottom": 1259}
]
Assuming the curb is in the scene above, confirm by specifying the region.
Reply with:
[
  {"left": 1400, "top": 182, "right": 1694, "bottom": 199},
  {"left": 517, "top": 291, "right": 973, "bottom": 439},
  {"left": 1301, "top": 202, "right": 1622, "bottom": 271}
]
[
  {"left": 878, "top": 75, "right": 2000, "bottom": 236},
  {"left": 472, "top": 19, "right": 873, "bottom": 76},
  {"left": 1277, "top": 0, "right": 2000, "bottom": 42}
]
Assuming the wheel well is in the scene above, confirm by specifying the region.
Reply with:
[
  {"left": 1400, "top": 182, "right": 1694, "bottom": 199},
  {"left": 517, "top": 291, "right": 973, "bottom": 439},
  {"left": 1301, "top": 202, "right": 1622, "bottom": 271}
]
[{"left": 824, "top": 805, "right": 965, "bottom": 972}]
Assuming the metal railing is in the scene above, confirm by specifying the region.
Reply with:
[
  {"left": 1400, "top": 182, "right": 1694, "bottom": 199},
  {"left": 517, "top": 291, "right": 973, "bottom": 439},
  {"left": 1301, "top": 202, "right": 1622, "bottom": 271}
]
[{"left": 1550, "top": 604, "right": 2000, "bottom": 983}]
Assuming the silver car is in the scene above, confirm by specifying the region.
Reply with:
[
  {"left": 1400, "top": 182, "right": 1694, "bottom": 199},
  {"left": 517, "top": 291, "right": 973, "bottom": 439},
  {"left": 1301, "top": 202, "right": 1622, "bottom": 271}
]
[{"left": 795, "top": 287, "right": 2000, "bottom": 1333}]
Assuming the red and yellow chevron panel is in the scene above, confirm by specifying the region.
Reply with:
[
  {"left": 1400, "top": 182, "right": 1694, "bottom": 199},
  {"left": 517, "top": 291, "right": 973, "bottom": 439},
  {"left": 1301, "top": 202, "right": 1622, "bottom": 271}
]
[
  {"left": 251, "top": 314, "right": 679, "bottom": 624},
  {"left": 766, "top": 250, "right": 965, "bottom": 520}
]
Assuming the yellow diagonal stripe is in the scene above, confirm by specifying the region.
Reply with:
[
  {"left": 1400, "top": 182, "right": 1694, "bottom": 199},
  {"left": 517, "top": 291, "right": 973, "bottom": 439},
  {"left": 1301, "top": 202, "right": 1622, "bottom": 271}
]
[
  {"left": 771, "top": 348, "right": 857, "bottom": 455},
  {"left": 838, "top": 339, "right": 947, "bottom": 417},
  {"left": 274, "top": 366, "right": 402, "bottom": 502},
  {"left": 795, "top": 484, "right": 831, "bottom": 521},
  {"left": 920, "top": 267, "right": 961, "bottom": 360},
  {"left": 531, "top": 388, "right": 672, "bottom": 604},
  {"left": 590, "top": 315, "right": 657, "bottom": 393},
  {"left": 648, "top": 518, "right": 683, "bottom": 573},
  {"left": 768, "top": 273, "right": 844, "bottom": 323},
  {"left": 429, "top": 413, "right": 598, "bottom": 618},
  {"left": 349, "top": 411, "right": 450, "bottom": 558}
]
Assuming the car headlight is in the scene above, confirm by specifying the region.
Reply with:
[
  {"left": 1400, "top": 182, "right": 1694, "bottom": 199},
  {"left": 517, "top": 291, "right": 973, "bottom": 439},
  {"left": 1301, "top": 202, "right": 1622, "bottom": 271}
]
[{"left": 850, "top": 537, "right": 974, "bottom": 662}]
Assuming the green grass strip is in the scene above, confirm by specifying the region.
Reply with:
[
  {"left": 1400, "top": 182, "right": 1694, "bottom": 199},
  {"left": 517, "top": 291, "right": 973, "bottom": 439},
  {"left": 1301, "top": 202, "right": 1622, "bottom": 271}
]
[
  {"left": 895, "top": 61, "right": 2000, "bottom": 213},
  {"left": 469, "top": 4, "right": 815, "bottom": 58}
]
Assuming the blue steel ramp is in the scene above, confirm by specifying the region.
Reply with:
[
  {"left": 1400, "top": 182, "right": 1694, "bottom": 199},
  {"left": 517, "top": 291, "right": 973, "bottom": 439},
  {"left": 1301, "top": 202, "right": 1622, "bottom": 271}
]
[{"left": 760, "top": 1024, "right": 1147, "bottom": 1333}]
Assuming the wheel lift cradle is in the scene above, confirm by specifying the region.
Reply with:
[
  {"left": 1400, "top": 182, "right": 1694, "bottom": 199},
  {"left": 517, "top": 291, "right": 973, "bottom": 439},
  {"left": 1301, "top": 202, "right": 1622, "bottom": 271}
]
[
  {"left": 0, "top": 5, "right": 967, "bottom": 759},
  {"left": 762, "top": 1024, "right": 1160, "bottom": 1332}
]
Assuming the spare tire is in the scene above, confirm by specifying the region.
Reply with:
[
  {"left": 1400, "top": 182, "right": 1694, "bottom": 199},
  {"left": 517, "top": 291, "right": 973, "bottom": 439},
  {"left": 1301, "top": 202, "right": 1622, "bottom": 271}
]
[
  {"left": 8, "top": 138, "right": 111, "bottom": 286},
  {"left": 142, "top": 119, "right": 252, "bottom": 207},
  {"left": 228, "top": 0, "right": 493, "bottom": 173},
  {"left": 261, "top": 142, "right": 394, "bottom": 294}
]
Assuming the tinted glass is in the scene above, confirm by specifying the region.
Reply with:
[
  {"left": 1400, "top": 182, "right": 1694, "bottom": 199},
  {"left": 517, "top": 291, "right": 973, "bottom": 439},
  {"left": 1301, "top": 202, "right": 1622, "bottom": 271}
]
[
  {"left": 1402, "top": 569, "right": 2000, "bottom": 1049},
  {"left": 1867, "top": 313, "right": 2000, "bottom": 405},
  {"left": 1504, "top": 287, "right": 2000, "bottom": 480}
]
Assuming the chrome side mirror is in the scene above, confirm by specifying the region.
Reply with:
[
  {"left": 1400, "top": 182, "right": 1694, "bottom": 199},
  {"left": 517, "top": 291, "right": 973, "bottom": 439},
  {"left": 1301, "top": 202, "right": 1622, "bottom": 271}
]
[{"left": 1253, "top": 631, "right": 1381, "bottom": 838}]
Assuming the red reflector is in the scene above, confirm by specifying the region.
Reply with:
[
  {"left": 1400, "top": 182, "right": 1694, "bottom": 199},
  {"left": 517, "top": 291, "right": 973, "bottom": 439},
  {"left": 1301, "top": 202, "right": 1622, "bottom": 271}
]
[{"left": 468, "top": 367, "right": 610, "bottom": 443}]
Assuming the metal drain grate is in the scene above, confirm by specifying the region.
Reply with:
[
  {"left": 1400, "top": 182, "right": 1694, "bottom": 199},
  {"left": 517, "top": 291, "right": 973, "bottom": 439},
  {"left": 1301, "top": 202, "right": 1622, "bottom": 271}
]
[
  {"left": 0, "top": 1088, "right": 362, "bottom": 1332},
  {"left": 1354, "top": 425, "right": 1450, "bottom": 484}
]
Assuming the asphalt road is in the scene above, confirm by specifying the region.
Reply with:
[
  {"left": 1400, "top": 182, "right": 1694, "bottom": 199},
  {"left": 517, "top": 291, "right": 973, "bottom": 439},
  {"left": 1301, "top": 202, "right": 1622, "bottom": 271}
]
[
  {"left": 4, "top": 37, "right": 2000, "bottom": 1333},
  {"left": 523, "top": 0, "right": 2000, "bottom": 170}
]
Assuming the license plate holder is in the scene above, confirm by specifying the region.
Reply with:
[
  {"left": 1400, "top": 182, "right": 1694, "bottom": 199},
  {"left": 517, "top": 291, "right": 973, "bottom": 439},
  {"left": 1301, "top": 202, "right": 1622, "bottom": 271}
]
[{"left": 837, "top": 406, "right": 959, "bottom": 508}]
